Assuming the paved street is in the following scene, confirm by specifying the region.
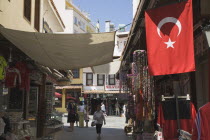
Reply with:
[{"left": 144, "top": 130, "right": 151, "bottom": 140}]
[{"left": 52, "top": 115, "right": 132, "bottom": 140}]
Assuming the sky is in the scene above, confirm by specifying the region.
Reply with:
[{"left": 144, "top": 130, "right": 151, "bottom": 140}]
[{"left": 73, "top": 0, "right": 133, "bottom": 32}]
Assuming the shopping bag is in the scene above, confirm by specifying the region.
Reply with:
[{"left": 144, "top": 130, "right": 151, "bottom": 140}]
[{"left": 91, "top": 120, "right": 97, "bottom": 127}]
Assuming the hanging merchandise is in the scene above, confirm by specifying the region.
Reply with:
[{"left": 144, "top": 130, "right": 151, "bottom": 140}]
[
  {"left": 0, "top": 56, "right": 8, "bottom": 80},
  {"left": 192, "top": 102, "right": 210, "bottom": 140},
  {"left": 158, "top": 96, "right": 197, "bottom": 140},
  {"left": 15, "top": 61, "right": 30, "bottom": 91},
  {"left": 5, "top": 67, "right": 21, "bottom": 88},
  {"left": 133, "top": 50, "right": 155, "bottom": 121}
]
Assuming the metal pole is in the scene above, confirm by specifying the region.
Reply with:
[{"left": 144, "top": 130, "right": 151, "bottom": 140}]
[{"left": 175, "top": 75, "right": 182, "bottom": 138}]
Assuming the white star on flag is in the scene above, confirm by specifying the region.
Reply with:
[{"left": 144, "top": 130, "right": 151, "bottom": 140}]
[{"left": 164, "top": 38, "right": 176, "bottom": 48}]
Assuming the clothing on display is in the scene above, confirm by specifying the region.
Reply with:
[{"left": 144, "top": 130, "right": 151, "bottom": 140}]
[
  {"left": 5, "top": 68, "right": 21, "bottom": 88},
  {"left": 0, "top": 56, "right": 7, "bottom": 80},
  {"left": 15, "top": 62, "right": 30, "bottom": 91},
  {"left": 161, "top": 100, "right": 191, "bottom": 120},
  {"left": 157, "top": 102, "right": 196, "bottom": 140},
  {"left": 192, "top": 102, "right": 210, "bottom": 140}
]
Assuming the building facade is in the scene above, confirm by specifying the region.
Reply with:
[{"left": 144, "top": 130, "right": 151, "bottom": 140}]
[
  {"left": 52, "top": 0, "right": 96, "bottom": 113},
  {"left": 82, "top": 25, "right": 129, "bottom": 115}
]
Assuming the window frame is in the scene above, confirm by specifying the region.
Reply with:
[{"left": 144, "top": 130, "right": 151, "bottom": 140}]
[
  {"left": 24, "top": 0, "right": 32, "bottom": 22},
  {"left": 72, "top": 69, "right": 80, "bottom": 78},
  {"left": 86, "top": 73, "right": 93, "bottom": 86},
  {"left": 34, "top": 0, "right": 40, "bottom": 31},
  {"left": 108, "top": 74, "right": 115, "bottom": 85},
  {"left": 97, "top": 74, "right": 105, "bottom": 86},
  {"left": 74, "top": 16, "right": 78, "bottom": 25}
]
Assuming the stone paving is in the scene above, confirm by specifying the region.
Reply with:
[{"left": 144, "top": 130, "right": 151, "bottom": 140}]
[{"left": 52, "top": 115, "right": 132, "bottom": 140}]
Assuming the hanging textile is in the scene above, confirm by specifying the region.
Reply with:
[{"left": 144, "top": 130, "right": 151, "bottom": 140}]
[
  {"left": 192, "top": 102, "right": 210, "bottom": 140},
  {"left": 158, "top": 102, "right": 196, "bottom": 140}
]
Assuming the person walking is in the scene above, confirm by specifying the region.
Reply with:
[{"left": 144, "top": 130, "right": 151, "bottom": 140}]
[
  {"left": 101, "top": 102, "right": 107, "bottom": 116},
  {"left": 84, "top": 105, "right": 90, "bottom": 127},
  {"left": 78, "top": 102, "right": 85, "bottom": 128},
  {"left": 67, "top": 99, "right": 77, "bottom": 132},
  {"left": 93, "top": 105, "right": 106, "bottom": 139},
  {"left": 115, "top": 102, "right": 120, "bottom": 116}
]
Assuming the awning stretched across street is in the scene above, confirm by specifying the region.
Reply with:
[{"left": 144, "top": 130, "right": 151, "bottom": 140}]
[
  {"left": 0, "top": 27, "right": 115, "bottom": 70},
  {"left": 92, "top": 59, "right": 121, "bottom": 74}
]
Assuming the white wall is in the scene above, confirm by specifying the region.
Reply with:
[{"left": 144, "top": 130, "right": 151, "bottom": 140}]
[
  {"left": 41, "top": 0, "right": 64, "bottom": 33},
  {"left": 73, "top": 10, "right": 87, "bottom": 33},
  {"left": 113, "top": 32, "right": 129, "bottom": 57},
  {"left": 0, "top": 0, "right": 36, "bottom": 32},
  {"left": 53, "top": 0, "right": 73, "bottom": 33},
  {"left": 133, "top": 0, "right": 140, "bottom": 17}
]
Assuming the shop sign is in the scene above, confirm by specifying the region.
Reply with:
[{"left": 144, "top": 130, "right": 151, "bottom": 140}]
[
  {"left": 107, "top": 94, "right": 113, "bottom": 97},
  {"left": 105, "top": 80, "right": 120, "bottom": 91}
]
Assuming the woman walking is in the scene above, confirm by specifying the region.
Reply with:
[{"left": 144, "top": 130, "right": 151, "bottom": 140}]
[
  {"left": 84, "top": 105, "right": 90, "bottom": 127},
  {"left": 67, "top": 99, "right": 77, "bottom": 132},
  {"left": 78, "top": 102, "right": 85, "bottom": 127},
  {"left": 93, "top": 105, "right": 106, "bottom": 139}
]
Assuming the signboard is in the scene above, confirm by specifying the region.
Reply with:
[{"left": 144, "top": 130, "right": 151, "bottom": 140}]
[{"left": 105, "top": 79, "right": 120, "bottom": 91}]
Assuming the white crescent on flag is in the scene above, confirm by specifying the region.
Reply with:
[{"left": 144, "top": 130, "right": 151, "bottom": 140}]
[{"left": 157, "top": 17, "right": 182, "bottom": 38}]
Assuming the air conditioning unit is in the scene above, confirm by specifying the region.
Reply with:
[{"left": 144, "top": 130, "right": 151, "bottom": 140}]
[{"left": 201, "top": 0, "right": 210, "bottom": 17}]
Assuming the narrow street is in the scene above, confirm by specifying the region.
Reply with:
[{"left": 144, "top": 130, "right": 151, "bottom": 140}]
[{"left": 53, "top": 116, "right": 132, "bottom": 140}]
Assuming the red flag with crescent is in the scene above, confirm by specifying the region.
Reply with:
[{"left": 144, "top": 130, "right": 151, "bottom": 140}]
[{"left": 145, "top": 0, "right": 195, "bottom": 76}]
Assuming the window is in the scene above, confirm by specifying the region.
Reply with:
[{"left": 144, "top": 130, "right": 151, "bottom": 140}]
[
  {"left": 80, "top": 22, "right": 85, "bottom": 31},
  {"left": 72, "top": 69, "right": 80, "bottom": 78},
  {"left": 124, "top": 41, "right": 127, "bottom": 46},
  {"left": 74, "top": 16, "right": 78, "bottom": 25},
  {"left": 86, "top": 73, "right": 93, "bottom": 86},
  {"left": 34, "top": 0, "right": 40, "bottom": 31},
  {"left": 108, "top": 74, "right": 115, "bottom": 85},
  {"left": 24, "top": 0, "right": 31, "bottom": 22},
  {"left": 97, "top": 74, "right": 104, "bottom": 86}
]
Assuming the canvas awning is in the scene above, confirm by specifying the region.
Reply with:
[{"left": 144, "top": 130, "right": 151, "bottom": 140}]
[
  {"left": 0, "top": 27, "right": 115, "bottom": 70},
  {"left": 92, "top": 59, "right": 121, "bottom": 74}
]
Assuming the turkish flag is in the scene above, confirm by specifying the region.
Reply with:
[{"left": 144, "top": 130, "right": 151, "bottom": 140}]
[{"left": 145, "top": 0, "right": 195, "bottom": 76}]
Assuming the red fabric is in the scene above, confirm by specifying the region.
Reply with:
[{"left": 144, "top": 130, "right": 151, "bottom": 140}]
[
  {"left": 55, "top": 92, "right": 62, "bottom": 98},
  {"left": 15, "top": 62, "right": 30, "bottom": 91},
  {"left": 192, "top": 102, "right": 210, "bottom": 140},
  {"left": 145, "top": 0, "right": 195, "bottom": 76},
  {"left": 157, "top": 103, "right": 196, "bottom": 140},
  {"left": 5, "top": 67, "right": 21, "bottom": 88}
]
